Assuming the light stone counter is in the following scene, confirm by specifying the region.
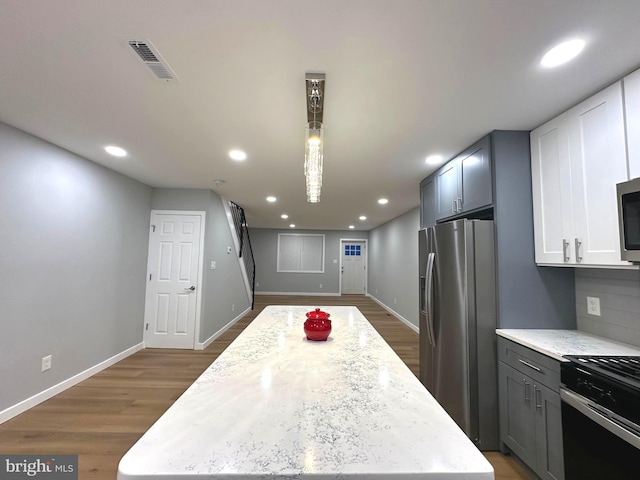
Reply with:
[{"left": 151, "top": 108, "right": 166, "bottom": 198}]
[
  {"left": 118, "top": 306, "right": 494, "bottom": 479},
  {"left": 496, "top": 329, "right": 640, "bottom": 362}
]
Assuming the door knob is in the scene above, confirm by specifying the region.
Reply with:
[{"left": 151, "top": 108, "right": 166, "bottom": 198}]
[{"left": 185, "top": 286, "right": 196, "bottom": 291}]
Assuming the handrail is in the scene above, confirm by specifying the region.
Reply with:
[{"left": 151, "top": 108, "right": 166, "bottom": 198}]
[{"left": 228, "top": 201, "right": 255, "bottom": 309}]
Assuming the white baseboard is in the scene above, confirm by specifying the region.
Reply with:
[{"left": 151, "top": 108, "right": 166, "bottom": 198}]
[
  {"left": 256, "top": 292, "right": 341, "bottom": 296},
  {"left": 196, "top": 307, "right": 251, "bottom": 350},
  {"left": 0, "top": 342, "right": 144, "bottom": 425},
  {"left": 367, "top": 295, "right": 419, "bottom": 333}
]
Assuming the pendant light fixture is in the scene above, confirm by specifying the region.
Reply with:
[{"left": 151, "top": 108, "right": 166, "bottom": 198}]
[{"left": 305, "top": 73, "right": 325, "bottom": 203}]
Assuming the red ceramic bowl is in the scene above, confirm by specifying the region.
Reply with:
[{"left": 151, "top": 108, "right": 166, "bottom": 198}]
[{"left": 304, "top": 308, "right": 332, "bottom": 341}]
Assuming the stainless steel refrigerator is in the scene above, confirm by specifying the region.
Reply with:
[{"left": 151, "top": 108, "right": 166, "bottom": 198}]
[{"left": 419, "top": 219, "right": 499, "bottom": 450}]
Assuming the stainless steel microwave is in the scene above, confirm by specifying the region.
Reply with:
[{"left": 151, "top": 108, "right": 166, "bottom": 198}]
[{"left": 617, "top": 177, "right": 640, "bottom": 263}]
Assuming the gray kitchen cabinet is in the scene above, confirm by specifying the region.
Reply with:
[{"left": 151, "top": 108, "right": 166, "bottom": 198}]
[
  {"left": 419, "top": 174, "right": 435, "bottom": 229},
  {"left": 498, "top": 337, "right": 564, "bottom": 480},
  {"left": 499, "top": 362, "right": 537, "bottom": 467},
  {"left": 435, "top": 135, "right": 492, "bottom": 221},
  {"left": 419, "top": 130, "right": 576, "bottom": 330}
]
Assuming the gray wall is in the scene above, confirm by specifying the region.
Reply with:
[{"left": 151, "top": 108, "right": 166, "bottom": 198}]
[
  {"left": 0, "top": 121, "right": 152, "bottom": 413},
  {"left": 151, "top": 189, "right": 250, "bottom": 342},
  {"left": 575, "top": 268, "right": 640, "bottom": 347},
  {"left": 368, "top": 207, "right": 420, "bottom": 327},
  {"left": 491, "top": 130, "right": 576, "bottom": 329},
  {"left": 250, "top": 228, "right": 368, "bottom": 294}
]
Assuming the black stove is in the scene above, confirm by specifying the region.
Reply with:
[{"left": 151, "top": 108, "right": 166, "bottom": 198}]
[
  {"left": 561, "top": 355, "right": 640, "bottom": 426},
  {"left": 560, "top": 354, "right": 640, "bottom": 480}
]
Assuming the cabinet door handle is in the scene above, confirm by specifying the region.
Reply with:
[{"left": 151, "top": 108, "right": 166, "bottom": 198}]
[
  {"left": 452, "top": 199, "right": 457, "bottom": 213},
  {"left": 457, "top": 197, "right": 462, "bottom": 212},
  {"left": 535, "top": 386, "right": 542, "bottom": 410},
  {"left": 575, "top": 238, "right": 582, "bottom": 263},
  {"left": 518, "top": 358, "right": 542, "bottom": 372},
  {"left": 562, "top": 239, "right": 570, "bottom": 262},
  {"left": 524, "top": 379, "right": 530, "bottom": 403}
]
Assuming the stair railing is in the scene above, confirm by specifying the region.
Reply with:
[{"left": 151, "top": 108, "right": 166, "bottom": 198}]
[{"left": 228, "top": 200, "right": 255, "bottom": 309}]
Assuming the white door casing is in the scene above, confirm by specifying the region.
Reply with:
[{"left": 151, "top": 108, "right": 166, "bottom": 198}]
[
  {"left": 340, "top": 240, "right": 367, "bottom": 294},
  {"left": 144, "top": 211, "right": 205, "bottom": 349}
]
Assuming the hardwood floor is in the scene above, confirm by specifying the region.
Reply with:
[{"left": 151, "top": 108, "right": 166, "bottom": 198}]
[{"left": 0, "top": 295, "right": 531, "bottom": 479}]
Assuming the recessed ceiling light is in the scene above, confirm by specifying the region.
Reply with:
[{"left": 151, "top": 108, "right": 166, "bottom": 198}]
[
  {"left": 359, "top": 216, "right": 367, "bottom": 221},
  {"left": 349, "top": 225, "right": 355, "bottom": 229},
  {"left": 104, "top": 145, "right": 127, "bottom": 157},
  {"left": 425, "top": 155, "right": 443, "bottom": 165},
  {"left": 540, "top": 38, "right": 585, "bottom": 68},
  {"left": 266, "top": 196, "right": 277, "bottom": 203},
  {"left": 281, "top": 214, "right": 289, "bottom": 219},
  {"left": 378, "top": 198, "right": 389, "bottom": 205},
  {"left": 289, "top": 224, "right": 296, "bottom": 228},
  {"left": 229, "top": 150, "right": 247, "bottom": 161}
]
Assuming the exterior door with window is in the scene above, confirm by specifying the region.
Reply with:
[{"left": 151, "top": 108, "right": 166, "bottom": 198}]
[{"left": 341, "top": 241, "right": 366, "bottom": 294}]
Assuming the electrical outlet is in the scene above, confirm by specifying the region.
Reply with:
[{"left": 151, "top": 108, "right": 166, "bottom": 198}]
[
  {"left": 394, "top": 297, "right": 397, "bottom": 305},
  {"left": 232, "top": 304, "right": 235, "bottom": 312},
  {"left": 210, "top": 260, "right": 216, "bottom": 270},
  {"left": 319, "top": 283, "right": 323, "bottom": 288},
  {"left": 256, "top": 282, "right": 260, "bottom": 287},
  {"left": 587, "top": 296, "right": 601, "bottom": 316},
  {"left": 42, "top": 355, "right": 52, "bottom": 372}
]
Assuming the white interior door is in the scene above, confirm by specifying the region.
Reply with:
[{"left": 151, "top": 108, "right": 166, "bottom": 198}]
[
  {"left": 144, "top": 212, "right": 204, "bottom": 349},
  {"left": 341, "top": 240, "right": 366, "bottom": 294}
]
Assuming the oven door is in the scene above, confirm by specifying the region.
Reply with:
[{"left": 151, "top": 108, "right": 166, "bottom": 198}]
[{"left": 561, "top": 388, "right": 640, "bottom": 480}]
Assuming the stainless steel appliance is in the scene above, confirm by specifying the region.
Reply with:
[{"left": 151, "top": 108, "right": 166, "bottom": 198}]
[
  {"left": 561, "top": 355, "right": 640, "bottom": 480},
  {"left": 418, "top": 219, "right": 498, "bottom": 450},
  {"left": 616, "top": 177, "right": 640, "bottom": 262}
]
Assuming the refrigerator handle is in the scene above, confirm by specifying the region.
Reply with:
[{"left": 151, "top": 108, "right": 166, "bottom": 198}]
[{"left": 425, "top": 252, "right": 436, "bottom": 347}]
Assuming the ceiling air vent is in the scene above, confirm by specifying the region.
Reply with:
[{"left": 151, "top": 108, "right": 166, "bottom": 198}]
[{"left": 127, "top": 40, "right": 177, "bottom": 82}]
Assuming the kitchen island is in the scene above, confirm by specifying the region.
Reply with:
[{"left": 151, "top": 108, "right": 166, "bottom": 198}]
[{"left": 118, "top": 306, "right": 493, "bottom": 479}]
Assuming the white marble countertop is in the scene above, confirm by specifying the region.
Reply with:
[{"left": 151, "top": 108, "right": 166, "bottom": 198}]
[
  {"left": 496, "top": 329, "right": 640, "bottom": 362},
  {"left": 118, "top": 306, "right": 493, "bottom": 479}
]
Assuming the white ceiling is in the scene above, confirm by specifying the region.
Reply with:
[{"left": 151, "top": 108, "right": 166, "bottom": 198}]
[{"left": 2, "top": 1, "right": 640, "bottom": 230}]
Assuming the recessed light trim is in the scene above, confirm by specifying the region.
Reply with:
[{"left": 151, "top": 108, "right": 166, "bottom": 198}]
[
  {"left": 540, "top": 38, "right": 585, "bottom": 68},
  {"left": 266, "top": 196, "right": 277, "bottom": 203},
  {"left": 349, "top": 225, "right": 355, "bottom": 229},
  {"left": 229, "top": 149, "right": 247, "bottom": 161},
  {"left": 281, "top": 214, "right": 289, "bottom": 219},
  {"left": 378, "top": 198, "right": 389, "bottom": 205},
  {"left": 104, "top": 145, "right": 127, "bottom": 157},
  {"left": 359, "top": 216, "right": 367, "bottom": 221},
  {"left": 289, "top": 224, "right": 296, "bottom": 228},
  {"left": 426, "top": 154, "right": 443, "bottom": 165}
]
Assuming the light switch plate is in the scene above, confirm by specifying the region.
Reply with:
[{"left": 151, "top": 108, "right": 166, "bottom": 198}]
[
  {"left": 210, "top": 261, "right": 216, "bottom": 270},
  {"left": 587, "top": 296, "right": 601, "bottom": 316},
  {"left": 42, "top": 355, "right": 52, "bottom": 372}
]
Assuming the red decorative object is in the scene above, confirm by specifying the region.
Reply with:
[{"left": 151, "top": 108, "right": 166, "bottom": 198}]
[{"left": 304, "top": 308, "right": 332, "bottom": 341}]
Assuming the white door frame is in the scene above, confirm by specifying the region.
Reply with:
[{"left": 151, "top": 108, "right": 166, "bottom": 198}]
[
  {"left": 144, "top": 210, "right": 206, "bottom": 349},
  {"left": 339, "top": 238, "right": 368, "bottom": 295}
]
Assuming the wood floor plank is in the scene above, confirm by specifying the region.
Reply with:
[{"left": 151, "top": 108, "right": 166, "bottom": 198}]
[{"left": 0, "top": 295, "right": 530, "bottom": 479}]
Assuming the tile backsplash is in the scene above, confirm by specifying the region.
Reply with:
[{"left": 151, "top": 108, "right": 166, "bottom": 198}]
[{"left": 575, "top": 268, "right": 640, "bottom": 347}]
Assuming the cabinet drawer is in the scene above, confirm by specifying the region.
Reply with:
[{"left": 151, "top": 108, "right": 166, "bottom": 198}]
[{"left": 498, "top": 337, "right": 560, "bottom": 392}]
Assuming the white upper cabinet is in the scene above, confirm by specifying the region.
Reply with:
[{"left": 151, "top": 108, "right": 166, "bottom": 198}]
[
  {"left": 531, "top": 81, "right": 632, "bottom": 267},
  {"left": 531, "top": 113, "right": 573, "bottom": 264},
  {"left": 625, "top": 68, "right": 640, "bottom": 179}
]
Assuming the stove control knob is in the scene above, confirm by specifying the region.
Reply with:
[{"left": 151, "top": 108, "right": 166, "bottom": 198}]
[
  {"left": 578, "top": 379, "right": 592, "bottom": 392},
  {"left": 600, "top": 391, "right": 615, "bottom": 405}
]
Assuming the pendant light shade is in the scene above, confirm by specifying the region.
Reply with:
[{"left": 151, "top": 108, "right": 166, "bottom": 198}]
[{"left": 305, "top": 73, "right": 325, "bottom": 203}]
